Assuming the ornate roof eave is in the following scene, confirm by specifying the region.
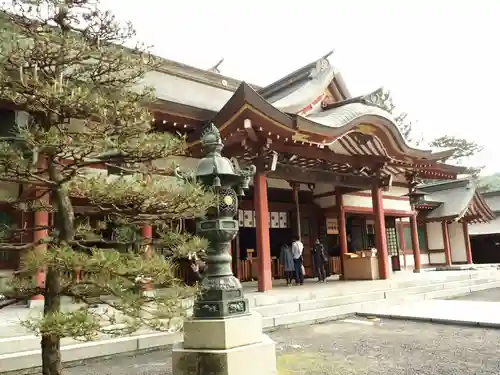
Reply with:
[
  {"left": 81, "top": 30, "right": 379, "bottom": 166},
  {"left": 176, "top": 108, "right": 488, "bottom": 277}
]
[
  {"left": 470, "top": 191, "right": 496, "bottom": 222},
  {"left": 317, "top": 88, "right": 457, "bottom": 161},
  {"left": 418, "top": 163, "right": 468, "bottom": 175},
  {"left": 451, "top": 195, "right": 494, "bottom": 224},
  {"left": 297, "top": 106, "right": 454, "bottom": 162},
  {"left": 187, "top": 82, "right": 297, "bottom": 148}
]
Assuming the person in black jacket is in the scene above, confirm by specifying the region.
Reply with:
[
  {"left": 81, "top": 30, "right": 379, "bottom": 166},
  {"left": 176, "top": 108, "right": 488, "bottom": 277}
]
[
  {"left": 312, "top": 239, "right": 328, "bottom": 283},
  {"left": 185, "top": 254, "right": 205, "bottom": 286}
]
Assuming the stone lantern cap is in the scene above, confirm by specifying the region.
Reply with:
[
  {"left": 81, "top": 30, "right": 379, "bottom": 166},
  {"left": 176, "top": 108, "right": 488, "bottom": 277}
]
[{"left": 195, "top": 123, "right": 255, "bottom": 191}]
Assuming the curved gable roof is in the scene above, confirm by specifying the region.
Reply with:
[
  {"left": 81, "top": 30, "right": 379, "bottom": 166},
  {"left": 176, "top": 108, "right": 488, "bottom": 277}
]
[
  {"left": 419, "top": 179, "right": 495, "bottom": 222},
  {"left": 301, "top": 100, "right": 455, "bottom": 161}
]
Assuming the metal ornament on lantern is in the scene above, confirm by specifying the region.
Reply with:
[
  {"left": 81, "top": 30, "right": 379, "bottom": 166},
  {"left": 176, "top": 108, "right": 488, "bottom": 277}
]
[{"left": 185, "top": 123, "right": 255, "bottom": 319}]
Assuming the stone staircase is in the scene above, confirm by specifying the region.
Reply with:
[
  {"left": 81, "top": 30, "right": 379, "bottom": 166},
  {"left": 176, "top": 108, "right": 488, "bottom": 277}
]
[
  {"left": 248, "top": 270, "right": 500, "bottom": 330},
  {"left": 2, "top": 269, "right": 500, "bottom": 373}
]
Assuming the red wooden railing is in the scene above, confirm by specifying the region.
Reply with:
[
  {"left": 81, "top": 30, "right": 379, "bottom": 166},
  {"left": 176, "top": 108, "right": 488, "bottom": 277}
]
[{"left": 223, "top": 256, "right": 342, "bottom": 282}]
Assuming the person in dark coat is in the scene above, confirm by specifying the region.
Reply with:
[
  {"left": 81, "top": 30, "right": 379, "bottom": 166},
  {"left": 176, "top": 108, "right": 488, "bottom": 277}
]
[
  {"left": 312, "top": 239, "right": 328, "bottom": 282},
  {"left": 185, "top": 254, "right": 206, "bottom": 286},
  {"left": 280, "top": 243, "right": 295, "bottom": 286}
]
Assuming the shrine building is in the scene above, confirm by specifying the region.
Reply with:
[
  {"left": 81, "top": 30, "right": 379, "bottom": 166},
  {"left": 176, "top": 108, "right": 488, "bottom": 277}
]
[{"left": 0, "top": 52, "right": 495, "bottom": 292}]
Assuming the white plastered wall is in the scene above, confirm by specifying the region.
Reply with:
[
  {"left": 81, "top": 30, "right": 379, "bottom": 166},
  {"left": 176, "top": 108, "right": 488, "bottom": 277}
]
[
  {"left": 425, "top": 221, "right": 467, "bottom": 265},
  {"left": 402, "top": 253, "right": 430, "bottom": 267},
  {"left": 448, "top": 222, "right": 467, "bottom": 263},
  {"left": 313, "top": 184, "right": 411, "bottom": 212},
  {"left": 426, "top": 222, "right": 446, "bottom": 265}
]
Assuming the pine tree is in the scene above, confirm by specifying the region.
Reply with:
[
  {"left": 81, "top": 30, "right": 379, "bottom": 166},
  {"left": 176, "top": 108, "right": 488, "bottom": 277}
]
[{"left": 0, "top": 1, "right": 213, "bottom": 374}]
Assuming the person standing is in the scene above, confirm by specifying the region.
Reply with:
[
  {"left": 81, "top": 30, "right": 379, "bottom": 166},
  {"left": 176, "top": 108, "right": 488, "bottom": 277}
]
[
  {"left": 291, "top": 236, "right": 304, "bottom": 285},
  {"left": 312, "top": 239, "right": 328, "bottom": 283},
  {"left": 280, "top": 243, "right": 295, "bottom": 286},
  {"left": 186, "top": 253, "right": 205, "bottom": 286}
]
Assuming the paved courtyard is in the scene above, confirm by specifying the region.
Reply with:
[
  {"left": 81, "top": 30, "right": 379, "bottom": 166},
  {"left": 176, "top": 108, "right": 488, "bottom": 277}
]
[
  {"left": 357, "top": 287, "right": 500, "bottom": 327},
  {"left": 39, "top": 315, "right": 500, "bottom": 375},
  {"left": 7, "top": 287, "right": 500, "bottom": 375}
]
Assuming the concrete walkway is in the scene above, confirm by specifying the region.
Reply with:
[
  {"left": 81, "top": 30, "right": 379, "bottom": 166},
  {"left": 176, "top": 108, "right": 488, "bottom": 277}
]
[{"left": 357, "top": 298, "right": 500, "bottom": 328}]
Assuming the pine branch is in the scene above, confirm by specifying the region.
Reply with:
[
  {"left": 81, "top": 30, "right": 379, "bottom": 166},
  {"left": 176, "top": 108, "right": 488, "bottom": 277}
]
[
  {"left": 0, "top": 237, "right": 48, "bottom": 250},
  {"left": 8, "top": 226, "right": 52, "bottom": 232},
  {"left": 0, "top": 287, "right": 45, "bottom": 309}
]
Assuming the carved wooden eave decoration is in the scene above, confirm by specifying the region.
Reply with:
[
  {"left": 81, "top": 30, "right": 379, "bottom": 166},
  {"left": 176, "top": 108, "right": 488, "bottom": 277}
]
[
  {"left": 269, "top": 163, "right": 392, "bottom": 189},
  {"left": 298, "top": 95, "right": 456, "bottom": 162}
]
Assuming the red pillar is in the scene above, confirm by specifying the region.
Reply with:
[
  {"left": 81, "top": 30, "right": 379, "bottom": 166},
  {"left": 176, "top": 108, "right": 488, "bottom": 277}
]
[
  {"left": 372, "top": 184, "right": 390, "bottom": 279},
  {"left": 336, "top": 190, "right": 348, "bottom": 276},
  {"left": 141, "top": 225, "right": 153, "bottom": 239},
  {"left": 254, "top": 173, "right": 272, "bottom": 292},
  {"left": 32, "top": 208, "right": 48, "bottom": 300},
  {"left": 410, "top": 213, "right": 422, "bottom": 272},
  {"left": 462, "top": 221, "right": 473, "bottom": 264},
  {"left": 442, "top": 221, "right": 452, "bottom": 266},
  {"left": 141, "top": 225, "right": 153, "bottom": 257}
]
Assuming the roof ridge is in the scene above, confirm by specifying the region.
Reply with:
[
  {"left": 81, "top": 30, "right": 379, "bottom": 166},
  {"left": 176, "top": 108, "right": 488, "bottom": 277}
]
[{"left": 257, "top": 50, "right": 334, "bottom": 99}]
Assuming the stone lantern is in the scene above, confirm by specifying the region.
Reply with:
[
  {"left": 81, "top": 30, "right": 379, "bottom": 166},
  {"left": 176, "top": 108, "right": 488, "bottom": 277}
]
[
  {"left": 406, "top": 188, "right": 427, "bottom": 206},
  {"left": 172, "top": 123, "right": 276, "bottom": 375},
  {"left": 193, "top": 123, "right": 255, "bottom": 319}
]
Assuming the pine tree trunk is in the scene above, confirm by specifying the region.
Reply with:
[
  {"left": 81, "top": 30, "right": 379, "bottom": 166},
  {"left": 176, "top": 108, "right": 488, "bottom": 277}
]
[
  {"left": 39, "top": 183, "right": 74, "bottom": 375},
  {"left": 41, "top": 268, "right": 62, "bottom": 375}
]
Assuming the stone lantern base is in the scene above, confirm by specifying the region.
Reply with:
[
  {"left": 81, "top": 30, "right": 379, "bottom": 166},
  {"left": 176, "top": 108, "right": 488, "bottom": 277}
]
[{"left": 172, "top": 312, "right": 277, "bottom": 375}]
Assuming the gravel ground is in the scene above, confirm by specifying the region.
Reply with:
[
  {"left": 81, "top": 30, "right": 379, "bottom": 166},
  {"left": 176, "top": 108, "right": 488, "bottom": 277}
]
[{"left": 55, "top": 317, "right": 500, "bottom": 375}]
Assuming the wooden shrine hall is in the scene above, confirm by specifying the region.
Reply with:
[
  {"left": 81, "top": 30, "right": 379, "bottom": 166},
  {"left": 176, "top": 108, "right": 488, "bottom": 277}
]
[
  {"left": 182, "top": 56, "right": 466, "bottom": 292},
  {"left": 0, "top": 51, "right": 476, "bottom": 294}
]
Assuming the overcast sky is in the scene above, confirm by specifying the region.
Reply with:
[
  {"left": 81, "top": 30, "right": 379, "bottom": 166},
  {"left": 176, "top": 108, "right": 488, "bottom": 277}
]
[{"left": 100, "top": 0, "right": 500, "bottom": 174}]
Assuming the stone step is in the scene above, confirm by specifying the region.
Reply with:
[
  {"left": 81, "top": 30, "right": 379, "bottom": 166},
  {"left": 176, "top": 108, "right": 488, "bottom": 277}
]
[
  {"left": 0, "top": 326, "right": 173, "bottom": 356},
  {"left": 253, "top": 275, "right": 500, "bottom": 319},
  {"left": 260, "top": 277, "right": 500, "bottom": 330},
  {"left": 247, "top": 271, "right": 496, "bottom": 309}
]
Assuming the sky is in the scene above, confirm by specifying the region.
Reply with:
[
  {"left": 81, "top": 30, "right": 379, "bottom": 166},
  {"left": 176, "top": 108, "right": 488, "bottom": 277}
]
[{"left": 100, "top": 0, "right": 500, "bottom": 175}]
